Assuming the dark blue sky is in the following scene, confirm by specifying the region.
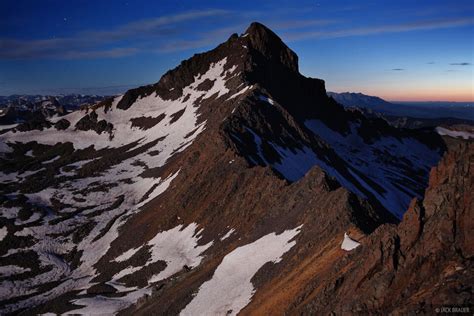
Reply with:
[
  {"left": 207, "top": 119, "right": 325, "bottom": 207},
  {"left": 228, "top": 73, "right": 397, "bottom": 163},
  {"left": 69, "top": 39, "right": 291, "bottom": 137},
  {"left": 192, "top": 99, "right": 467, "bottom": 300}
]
[{"left": 1, "top": 0, "right": 473, "bottom": 101}]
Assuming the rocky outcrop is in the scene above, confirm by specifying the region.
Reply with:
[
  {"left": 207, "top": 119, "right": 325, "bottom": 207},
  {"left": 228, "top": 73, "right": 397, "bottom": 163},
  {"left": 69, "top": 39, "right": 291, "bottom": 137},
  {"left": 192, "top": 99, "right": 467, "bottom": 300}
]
[
  {"left": 75, "top": 110, "right": 113, "bottom": 135},
  {"left": 245, "top": 22, "right": 299, "bottom": 73},
  {"left": 54, "top": 118, "right": 71, "bottom": 130},
  {"left": 16, "top": 116, "right": 52, "bottom": 131},
  {"left": 290, "top": 142, "right": 473, "bottom": 315}
]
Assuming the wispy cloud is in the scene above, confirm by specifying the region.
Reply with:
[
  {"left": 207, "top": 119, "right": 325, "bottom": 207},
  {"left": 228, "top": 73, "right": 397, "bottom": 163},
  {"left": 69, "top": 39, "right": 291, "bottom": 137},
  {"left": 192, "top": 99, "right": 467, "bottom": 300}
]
[
  {"left": 0, "top": 38, "right": 142, "bottom": 60},
  {"left": 392, "top": 68, "right": 404, "bottom": 71},
  {"left": 78, "top": 10, "right": 229, "bottom": 42},
  {"left": 427, "top": 61, "right": 435, "bottom": 64},
  {"left": 156, "top": 19, "right": 339, "bottom": 53},
  {"left": 62, "top": 48, "right": 141, "bottom": 59},
  {"left": 282, "top": 17, "right": 474, "bottom": 41},
  {"left": 1, "top": 9, "right": 473, "bottom": 60},
  {"left": 450, "top": 62, "right": 471, "bottom": 66},
  {"left": 268, "top": 19, "right": 337, "bottom": 30},
  {"left": 156, "top": 25, "right": 244, "bottom": 53},
  {"left": 0, "top": 9, "right": 230, "bottom": 59},
  {"left": 46, "top": 84, "right": 145, "bottom": 95}
]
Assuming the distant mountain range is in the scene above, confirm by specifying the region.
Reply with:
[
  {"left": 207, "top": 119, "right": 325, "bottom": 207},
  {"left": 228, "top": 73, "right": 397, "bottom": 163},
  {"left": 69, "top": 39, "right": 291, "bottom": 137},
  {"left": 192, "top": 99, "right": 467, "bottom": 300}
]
[
  {"left": 2, "top": 91, "right": 471, "bottom": 129},
  {"left": 327, "top": 92, "right": 393, "bottom": 108},
  {"left": 328, "top": 92, "right": 474, "bottom": 123},
  {"left": 0, "top": 94, "right": 109, "bottom": 110},
  {"left": 0, "top": 94, "right": 108, "bottom": 125}
]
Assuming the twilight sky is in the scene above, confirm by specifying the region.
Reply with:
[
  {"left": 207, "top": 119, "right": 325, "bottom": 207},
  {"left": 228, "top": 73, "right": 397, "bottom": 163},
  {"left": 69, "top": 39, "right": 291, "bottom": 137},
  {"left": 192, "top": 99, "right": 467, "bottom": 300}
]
[{"left": 0, "top": 0, "right": 473, "bottom": 101}]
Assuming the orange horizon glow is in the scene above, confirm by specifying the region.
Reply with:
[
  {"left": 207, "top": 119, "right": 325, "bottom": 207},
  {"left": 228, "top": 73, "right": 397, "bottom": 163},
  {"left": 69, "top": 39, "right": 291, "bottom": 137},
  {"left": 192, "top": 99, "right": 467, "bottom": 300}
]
[
  {"left": 381, "top": 89, "right": 473, "bottom": 102},
  {"left": 328, "top": 69, "right": 473, "bottom": 103},
  {"left": 358, "top": 86, "right": 474, "bottom": 103},
  {"left": 331, "top": 89, "right": 474, "bottom": 102},
  {"left": 384, "top": 96, "right": 474, "bottom": 102}
]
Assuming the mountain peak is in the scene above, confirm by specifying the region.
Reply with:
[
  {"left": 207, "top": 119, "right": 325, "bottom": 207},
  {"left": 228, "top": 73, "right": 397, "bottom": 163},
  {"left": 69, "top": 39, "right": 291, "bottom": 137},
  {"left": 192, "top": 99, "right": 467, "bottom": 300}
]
[
  {"left": 245, "top": 22, "right": 276, "bottom": 37},
  {"left": 244, "top": 22, "right": 299, "bottom": 72}
]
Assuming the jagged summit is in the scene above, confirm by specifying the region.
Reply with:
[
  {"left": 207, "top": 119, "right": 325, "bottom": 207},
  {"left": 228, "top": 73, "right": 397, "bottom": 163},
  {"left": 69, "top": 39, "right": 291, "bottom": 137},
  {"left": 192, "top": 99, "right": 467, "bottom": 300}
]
[
  {"left": 244, "top": 22, "right": 299, "bottom": 72},
  {"left": 109, "top": 22, "right": 323, "bottom": 116}
]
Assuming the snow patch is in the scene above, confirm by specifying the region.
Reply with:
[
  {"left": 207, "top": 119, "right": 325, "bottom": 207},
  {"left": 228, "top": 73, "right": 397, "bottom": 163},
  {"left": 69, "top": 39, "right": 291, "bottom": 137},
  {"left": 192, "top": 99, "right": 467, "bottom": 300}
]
[
  {"left": 436, "top": 127, "right": 474, "bottom": 139},
  {"left": 258, "top": 95, "right": 275, "bottom": 105},
  {"left": 181, "top": 225, "right": 302, "bottom": 316},
  {"left": 114, "top": 247, "right": 140, "bottom": 263},
  {"left": 0, "top": 123, "right": 18, "bottom": 131},
  {"left": 69, "top": 288, "right": 151, "bottom": 315},
  {"left": 147, "top": 223, "right": 213, "bottom": 283},
  {"left": 0, "top": 226, "right": 7, "bottom": 241},
  {"left": 227, "top": 85, "right": 252, "bottom": 101},
  {"left": 0, "top": 266, "right": 31, "bottom": 277},
  {"left": 220, "top": 228, "right": 235, "bottom": 241},
  {"left": 341, "top": 233, "right": 360, "bottom": 251},
  {"left": 42, "top": 155, "right": 61, "bottom": 164},
  {"left": 112, "top": 223, "right": 212, "bottom": 285}
]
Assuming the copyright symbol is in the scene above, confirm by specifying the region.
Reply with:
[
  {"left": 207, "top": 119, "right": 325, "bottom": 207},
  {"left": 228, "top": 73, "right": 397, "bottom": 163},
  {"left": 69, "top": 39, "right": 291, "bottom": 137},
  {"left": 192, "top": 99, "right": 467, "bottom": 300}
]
[{"left": 435, "top": 308, "right": 440, "bottom": 313}]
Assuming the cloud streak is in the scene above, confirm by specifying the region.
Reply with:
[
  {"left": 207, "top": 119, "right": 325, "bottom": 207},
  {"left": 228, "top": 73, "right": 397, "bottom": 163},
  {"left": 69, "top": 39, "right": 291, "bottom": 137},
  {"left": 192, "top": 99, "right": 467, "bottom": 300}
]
[
  {"left": 1, "top": 10, "right": 473, "bottom": 60},
  {"left": 156, "top": 25, "right": 244, "bottom": 53},
  {"left": 282, "top": 17, "right": 474, "bottom": 41},
  {"left": 156, "top": 19, "right": 339, "bottom": 53},
  {"left": 268, "top": 19, "right": 338, "bottom": 30},
  {"left": 0, "top": 9, "right": 230, "bottom": 59},
  {"left": 450, "top": 62, "right": 471, "bottom": 66},
  {"left": 78, "top": 9, "right": 230, "bottom": 42}
]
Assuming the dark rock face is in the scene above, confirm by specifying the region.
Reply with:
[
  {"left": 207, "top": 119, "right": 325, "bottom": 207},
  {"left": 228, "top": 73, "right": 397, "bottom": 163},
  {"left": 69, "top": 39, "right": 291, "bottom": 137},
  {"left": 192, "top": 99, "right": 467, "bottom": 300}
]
[
  {"left": 130, "top": 114, "right": 166, "bottom": 130},
  {"left": 245, "top": 22, "right": 299, "bottom": 73},
  {"left": 16, "top": 116, "right": 52, "bottom": 131},
  {"left": 75, "top": 110, "right": 113, "bottom": 135},
  {"left": 116, "top": 85, "right": 156, "bottom": 110},
  {"left": 54, "top": 119, "right": 71, "bottom": 130},
  {"left": 242, "top": 24, "right": 327, "bottom": 121}
]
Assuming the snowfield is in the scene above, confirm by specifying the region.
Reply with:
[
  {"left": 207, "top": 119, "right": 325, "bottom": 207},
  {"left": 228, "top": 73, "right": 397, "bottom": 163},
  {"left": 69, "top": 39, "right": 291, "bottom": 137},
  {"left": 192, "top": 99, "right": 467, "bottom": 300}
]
[
  {"left": 111, "top": 223, "right": 213, "bottom": 284},
  {"left": 181, "top": 225, "right": 302, "bottom": 316},
  {"left": 0, "top": 58, "right": 239, "bottom": 314}
]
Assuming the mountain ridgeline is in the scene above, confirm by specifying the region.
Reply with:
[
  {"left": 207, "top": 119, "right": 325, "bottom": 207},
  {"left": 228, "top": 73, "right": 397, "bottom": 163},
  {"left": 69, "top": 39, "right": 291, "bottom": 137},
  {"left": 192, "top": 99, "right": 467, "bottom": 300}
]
[
  {"left": 328, "top": 91, "right": 474, "bottom": 128},
  {"left": 0, "top": 22, "right": 471, "bottom": 315}
]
